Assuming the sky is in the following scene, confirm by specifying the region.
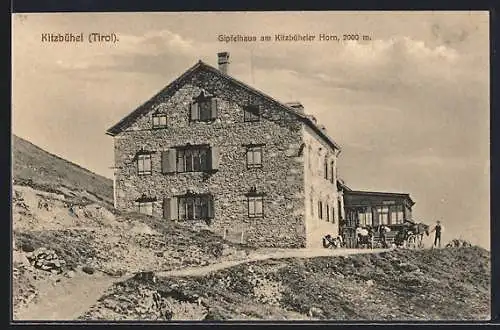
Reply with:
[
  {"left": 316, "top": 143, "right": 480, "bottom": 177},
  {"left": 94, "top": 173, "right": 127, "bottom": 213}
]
[{"left": 12, "top": 11, "right": 490, "bottom": 249}]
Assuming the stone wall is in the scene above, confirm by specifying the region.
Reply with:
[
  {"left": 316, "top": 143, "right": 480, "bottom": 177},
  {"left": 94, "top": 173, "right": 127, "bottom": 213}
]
[
  {"left": 302, "top": 126, "right": 340, "bottom": 248},
  {"left": 113, "top": 67, "right": 307, "bottom": 248}
]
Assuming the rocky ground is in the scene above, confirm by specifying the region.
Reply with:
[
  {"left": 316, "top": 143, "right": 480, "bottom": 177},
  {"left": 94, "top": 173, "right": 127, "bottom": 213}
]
[
  {"left": 81, "top": 246, "right": 490, "bottom": 321},
  {"left": 12, "top": 184, "right": 252, "bottom": 319}
]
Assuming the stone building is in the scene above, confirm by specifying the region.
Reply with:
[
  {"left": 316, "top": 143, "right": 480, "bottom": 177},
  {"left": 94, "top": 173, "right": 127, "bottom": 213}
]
[{"left": 106, "top": 52, "right": 342, "bottom": 248}]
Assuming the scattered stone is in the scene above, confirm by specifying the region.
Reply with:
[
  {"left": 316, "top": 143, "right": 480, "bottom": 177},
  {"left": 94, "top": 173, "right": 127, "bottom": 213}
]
[
  {"left": 82, "top": 266, "right": 95, "bottom": 275},
  {"left": 21, "top": 243, "right": 35, "bottom": 253},
  {"left": 366, "top": 279, "right": 374, "bottom": 286},
  {"left": 66, "top": 270, "right": 76, "bottom": 278}
]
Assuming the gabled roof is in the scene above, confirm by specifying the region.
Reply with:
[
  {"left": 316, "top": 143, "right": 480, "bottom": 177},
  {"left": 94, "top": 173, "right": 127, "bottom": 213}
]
[{"left": 105, "top": 60, "right": 341, "bottom": 151}]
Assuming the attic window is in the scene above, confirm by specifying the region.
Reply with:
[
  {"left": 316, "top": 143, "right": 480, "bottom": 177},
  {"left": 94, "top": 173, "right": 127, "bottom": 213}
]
[
  {"left": 190, "top": 91, "right": 218, "bottom": 122},
  {"left": 152, "top": 113, "right": 167, "bottom": 129},
  {"left": 244, "top": 105, "right": 260, "bottom": 122}
]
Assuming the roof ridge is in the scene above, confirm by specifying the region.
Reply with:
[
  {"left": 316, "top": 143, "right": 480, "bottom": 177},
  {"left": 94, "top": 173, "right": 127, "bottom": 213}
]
[{"left": 106, "top": 59, "right": 342, "bottom": 151}]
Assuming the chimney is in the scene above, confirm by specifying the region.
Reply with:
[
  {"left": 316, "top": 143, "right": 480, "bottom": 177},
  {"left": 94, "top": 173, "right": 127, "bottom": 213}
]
[
  {"left": 285, "top": 101, "right": 304, "bottom": 113},
  {"left": 217, "top": 52, "right": 230, "bottom": 74}
]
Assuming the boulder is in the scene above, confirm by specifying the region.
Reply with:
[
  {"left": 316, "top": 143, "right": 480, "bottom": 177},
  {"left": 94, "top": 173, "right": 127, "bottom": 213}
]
[{"left": 82, "top": 266, "right": 95, "bottom": 275}]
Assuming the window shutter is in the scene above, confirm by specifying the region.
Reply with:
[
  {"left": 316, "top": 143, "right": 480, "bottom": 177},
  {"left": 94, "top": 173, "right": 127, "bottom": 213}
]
[
  {"left": 190, "top": 102, "right": 199, "bottom": 121},
  {"left": 208, "top": 197, "right": 214, "bottom": 218},
  {"left": 161, "top": 149, "right": 177, "bottom": 173},
  {"left": 164, "top": 197, "right": 178, "bottom": 221},
  {"left": 211, "top": 98, "right": 218, "bottom": 119},
  {"left": 210, "top": 146, "right": 220, "bottom": 170}
]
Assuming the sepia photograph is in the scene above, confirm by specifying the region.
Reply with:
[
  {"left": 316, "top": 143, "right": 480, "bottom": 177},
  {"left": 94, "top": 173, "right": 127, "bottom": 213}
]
[{"left": 11, "top": 11, "right": 490, "bottom": 321}]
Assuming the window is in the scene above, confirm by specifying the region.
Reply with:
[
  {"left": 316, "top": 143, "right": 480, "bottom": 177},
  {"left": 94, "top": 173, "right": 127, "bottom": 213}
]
[
  {"left": 318, "top": 201, "right": 323, "bottom": 219},
  {"left": 390, "top": 205, "right": 404, "bottom": 224},
  {"left": 136, "top": 194, "right": 155, "bottom": 216},
  {"left": 375, "top": 206, "right": 389, "bottom": 225},
  {"left": 330, "top": 161, "right": 335, "bottom": 183},
  {"left": 310, "top": 197, "right": 314, "bottom": 216},
  {"left": 137, "top": 153, "right": 152, "bottom": 175},
  {"left": 324, "top": 157, "right": 329, "bottom": 180},
  {"left": 176, "top": 147, "right": 210, "bottom": 172},
  {"left": 244, "top": 105, "right": 260, "bottom": 122},
  {"left": 248, "top": 195, "right": 264, "bottom": 218},
  {"left": 332, "top": 205, "right": 336, "bottom": 224},
  {"left": 152, "top": 113, "right": 167, "bottom": 128},
  {"left": 358, "top": 207, "right": 373, "bottom": 226},
  {"left": 246, "top": 145, "right": 263, "bottom": 169},
  {"left": 178, "top": 194, "right": 214, "bottom": 220},
  {"left": 326, "top": 204, "right": 330, "bottom": 222},
  {"left": 190, "top": 91, "right": 217, "bottom": 122},
  {"left": 138, "top": 201, "right": 153, "bottom": 215}
]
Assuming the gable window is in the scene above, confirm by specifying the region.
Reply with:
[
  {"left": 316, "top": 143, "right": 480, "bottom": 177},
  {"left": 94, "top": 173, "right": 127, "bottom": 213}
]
[
  {"left": 137, "top": 152, "right": 153, "bottom": 176},
  {"left": 318, "top": 201, "right": 323, "bottom": 220},
  {"left": 178, "top": 193, "right": 214, "bottom": 220},
  {"left": 152, "top": 113, "right": 167, "bottom": 128},
  {"left": 244, "top": 105, "right": 260, "bottom": 122},
  {"left": 190, "top": 91, "right": 218, "bottom": 122},
  {"left": 136, "top": 195, "right": 155, "bottom": 216},
  {"left": 246, "top": 144, "right": 263, "bottom": 169}
]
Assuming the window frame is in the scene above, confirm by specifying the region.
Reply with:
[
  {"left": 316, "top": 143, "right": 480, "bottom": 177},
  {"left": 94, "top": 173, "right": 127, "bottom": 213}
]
[
  {"left": 176, "top": 145, "right": 210, "bottom": 173},
  {"left": 246, "top": 145, "right": 263, "bottom": 169},
  {"left": 135, "top": 194, "right": 156, "bottom": 216},
  {"left": 375, "top": 206, "right": 389, "bottom": 225},
  {"left": 390, "top": 204, "right": 405, "bottom": 224},
  {"left": 137, "top": 153, "right": 153, "bottom": 176},
  {"left": 177, "top": 193, "right": 214, "bottom": 221},
  {"left": 243, "top": 105, "right": 261, "bottom": 122},
  {"left": 247, "top": 195, "right": 264, "bottom": 218},
  {"left": 152, "top": 113, "right": 168, "bottom": 129}
]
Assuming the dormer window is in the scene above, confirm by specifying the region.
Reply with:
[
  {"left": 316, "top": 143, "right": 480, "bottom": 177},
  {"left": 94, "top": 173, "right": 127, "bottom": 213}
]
[
  {"left": 190, "top": 91, "right": 218, "bottom": 122},
  {"left": 244, "top": 105, "right": 260, "bottom": 122},
  {"left": 152, "top": 113, "right": 167, "bottom": 129}
]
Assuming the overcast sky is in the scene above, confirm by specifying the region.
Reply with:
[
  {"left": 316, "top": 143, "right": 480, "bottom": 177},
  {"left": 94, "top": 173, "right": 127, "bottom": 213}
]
[{"left": 12, "top": 11, "right": 490, "bottom": 248}]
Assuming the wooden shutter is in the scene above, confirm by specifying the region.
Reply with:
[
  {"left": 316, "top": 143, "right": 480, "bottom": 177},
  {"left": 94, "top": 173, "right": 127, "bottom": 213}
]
[
  {"left": 208, "top": 197, "right": 214, "bottom": 219},
  {"left": 161, "top": 149, "right": 177, "bottom": 173},
  {"left": 190, "top": 102, "right": 199, "bottom": 121},
  {"left": 163, "top": 197, "right": 178, "bottom": 221},
  {"left": 210, "top": 146, "right": 220, "bottom": 170},
  {"left": 210, "top": 98, "right": 218, "bottom": 119}
]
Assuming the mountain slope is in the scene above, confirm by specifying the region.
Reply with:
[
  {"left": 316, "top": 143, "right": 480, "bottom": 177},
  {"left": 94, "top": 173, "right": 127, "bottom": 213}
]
[
  {"left": 12, "top": 135, "right": 113, "bottom": 205},
  {"left": 81, "top": 247, "right": 491, "bottom": 321}
]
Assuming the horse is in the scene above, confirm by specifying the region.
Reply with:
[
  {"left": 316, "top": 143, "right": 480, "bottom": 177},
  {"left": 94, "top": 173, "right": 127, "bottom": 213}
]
[
  {"left": 355, "top": 226, "right": 373, "bottom": 249},
  {"left": 402, "top": 220, "right": 430, "bottom": 248}
]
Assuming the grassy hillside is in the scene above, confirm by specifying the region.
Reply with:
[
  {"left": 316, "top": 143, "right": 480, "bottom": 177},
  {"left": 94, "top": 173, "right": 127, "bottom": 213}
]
[
  {"left": 12, "top": 135, "right": 113, "bottom": 204},
  {"left": 81, "top": 247, "right": 490, "bottom": 321}
]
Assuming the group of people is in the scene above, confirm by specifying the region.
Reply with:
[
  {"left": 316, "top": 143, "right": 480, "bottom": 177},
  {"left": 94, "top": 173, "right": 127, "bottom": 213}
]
[{"left": 323, "top": 220, "right": 444, "bottom": 249}]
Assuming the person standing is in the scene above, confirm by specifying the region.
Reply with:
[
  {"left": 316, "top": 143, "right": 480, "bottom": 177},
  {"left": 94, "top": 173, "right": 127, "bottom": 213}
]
[{"left": 431, "top": 220, "right": 443, "bottom": 248}]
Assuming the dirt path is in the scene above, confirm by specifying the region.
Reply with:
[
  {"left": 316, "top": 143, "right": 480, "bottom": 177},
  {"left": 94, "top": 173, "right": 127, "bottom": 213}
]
[
  {"left": 14, "top": 247, "right": 390, "bottom": 320},
  {"left": 14, "top": 272, "right": 127, "bottom": 321},
  {"left": 158, "top": 247, "right": 391, "bottom": 277}
]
